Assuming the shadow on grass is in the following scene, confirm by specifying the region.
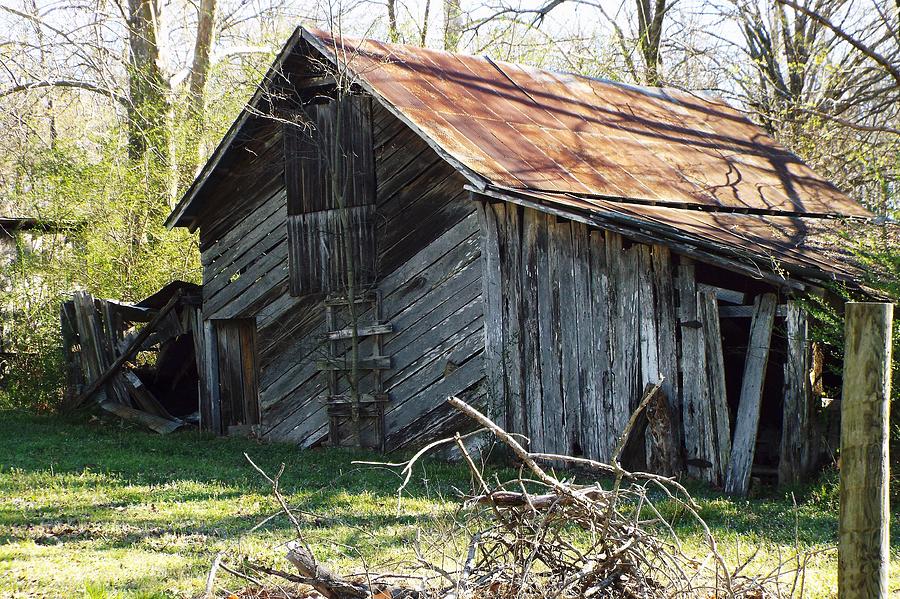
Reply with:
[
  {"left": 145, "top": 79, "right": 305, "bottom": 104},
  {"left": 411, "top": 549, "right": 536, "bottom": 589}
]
[{"left": 3, "top": 409, "right": 899, "bottom": 560}]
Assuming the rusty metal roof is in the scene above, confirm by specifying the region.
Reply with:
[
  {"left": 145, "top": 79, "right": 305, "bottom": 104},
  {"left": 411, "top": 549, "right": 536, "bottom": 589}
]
[
  {"left": 478, "top": 185, "right": 883, "bottom": 284},
  {"left": 167, "top": 27, "right": 880, "bottom": 287},
  {"left": 304, "top": 28, "right": 871, "bottom": 218}
]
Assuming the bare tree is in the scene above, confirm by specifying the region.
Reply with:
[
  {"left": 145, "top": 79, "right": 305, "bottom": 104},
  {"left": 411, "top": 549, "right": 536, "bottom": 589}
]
[
  {"left": 467, "top": 0, "right": 677, "bottom": 85},
  {"left": 0, "top": 0, "right": 288, "bottom": 205},
  {"left": 444, "top": 0, "right": 463, "bottom": 50},
  {"left": 716, "top": 0, "right": 899, "bottom": 213}
]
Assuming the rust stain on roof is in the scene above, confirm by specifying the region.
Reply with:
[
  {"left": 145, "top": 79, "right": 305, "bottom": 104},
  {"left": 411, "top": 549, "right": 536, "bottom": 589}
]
[{"left": 306, "top": 28, "right": 870, "bottom": 218}]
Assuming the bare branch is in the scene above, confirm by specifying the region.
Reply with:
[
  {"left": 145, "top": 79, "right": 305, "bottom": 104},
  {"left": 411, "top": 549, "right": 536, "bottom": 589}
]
[
  {"left": 0, "top": 79, "right": 128, "bottom": 106},
  {"left": 774, "top": 0, "right": 900, "bottom": 87}
]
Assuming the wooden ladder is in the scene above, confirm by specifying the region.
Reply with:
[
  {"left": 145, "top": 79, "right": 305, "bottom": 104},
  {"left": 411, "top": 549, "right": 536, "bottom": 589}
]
[{"left": 319, "top": 290, "right": 392, "bottom": 450}]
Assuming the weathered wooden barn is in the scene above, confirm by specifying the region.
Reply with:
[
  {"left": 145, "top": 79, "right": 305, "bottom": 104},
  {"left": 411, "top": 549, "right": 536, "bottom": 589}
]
[{"left": 166, "top": 27, "right": 879, "bottom": 490}]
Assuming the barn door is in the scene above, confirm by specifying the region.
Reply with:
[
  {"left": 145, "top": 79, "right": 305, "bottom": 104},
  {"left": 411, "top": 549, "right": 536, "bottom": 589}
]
[{"left": 213, "top": 319, "right": 259, "bottom": 434}]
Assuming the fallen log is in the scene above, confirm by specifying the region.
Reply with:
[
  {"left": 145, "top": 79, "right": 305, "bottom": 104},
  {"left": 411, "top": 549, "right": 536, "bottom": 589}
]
[
  {"left": 99, "top": 400, "right": 183, "bottom": 434},
  {"left": 286, "top": 541, "right": 368, "bottom": 599}
]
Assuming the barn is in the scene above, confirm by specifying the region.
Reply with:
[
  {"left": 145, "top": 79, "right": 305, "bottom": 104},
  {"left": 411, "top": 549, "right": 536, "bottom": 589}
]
[{"left": 165, "top": 26, "right": 879, "bottom": 492}]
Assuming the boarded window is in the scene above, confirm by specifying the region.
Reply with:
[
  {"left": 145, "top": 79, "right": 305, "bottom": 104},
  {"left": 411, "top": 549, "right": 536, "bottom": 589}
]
[{"left": 284, "top": 95, "right": 376, "bottom": 296}]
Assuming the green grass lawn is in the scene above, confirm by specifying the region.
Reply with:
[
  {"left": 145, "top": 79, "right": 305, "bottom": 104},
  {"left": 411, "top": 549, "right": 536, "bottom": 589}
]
[{"left": 1, "top": 410, "right": 898, "bottom": 598}]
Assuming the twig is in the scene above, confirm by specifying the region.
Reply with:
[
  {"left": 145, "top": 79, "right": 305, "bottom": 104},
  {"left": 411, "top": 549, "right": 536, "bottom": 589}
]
[{"left": 205, "top": 551, "right": 224, "bottom": 598}]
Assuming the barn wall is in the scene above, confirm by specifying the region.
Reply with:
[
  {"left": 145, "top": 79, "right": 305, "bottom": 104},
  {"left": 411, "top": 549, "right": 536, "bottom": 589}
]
[
  {"left": 479, "top": 200, "right": 822, "bottom": 484},
  {"left": 479, "top": 201, "right": 739, "bottom": 475},
  {"left": 196, "top": 101, "right": 485, "bottom": 448}
]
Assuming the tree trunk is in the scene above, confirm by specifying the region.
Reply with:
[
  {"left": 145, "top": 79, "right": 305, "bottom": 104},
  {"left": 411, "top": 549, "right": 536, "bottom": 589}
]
[
  {"left": 127, "top": 0, "right": 177, "bottom": 206},
  {"left": 443, "top": 0, "right": 463, "bottom": 51},
  {"left": 387, "top": 0, "right": 399, "bottom": 42},
  {"left": 186, "top": 0, "right": 218, "bottom": 178},
  {"left": 635, "top": 0, "right": 667, "bottom": 86}
]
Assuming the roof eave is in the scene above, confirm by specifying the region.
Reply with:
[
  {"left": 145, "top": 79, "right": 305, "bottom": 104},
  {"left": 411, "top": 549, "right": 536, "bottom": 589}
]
[
  {"left": 471, "top": 185, "right": 863, "bottom": 291},
  {"left": 164, "top": 26, "right": 307, "bottom": 230}
]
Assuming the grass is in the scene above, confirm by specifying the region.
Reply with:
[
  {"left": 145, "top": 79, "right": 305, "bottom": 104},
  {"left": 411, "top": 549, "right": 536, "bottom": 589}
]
[{"left": 1, "top": 410, "right": 898, "bottom": 598}]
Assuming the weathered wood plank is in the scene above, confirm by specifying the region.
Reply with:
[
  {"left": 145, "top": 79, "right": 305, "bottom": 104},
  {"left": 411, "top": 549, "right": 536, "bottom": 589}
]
[
  {"left": 779, "top": 301, "right": 816, "bottom": 486},
  {"left": 315, "top": 356, "right": 391, "bottom": 371},
  {"left": 537, "top": 212, "right": 563, "bottom": 454},
  {"left": 698, "top": 283, "right": 746, "bottom": 305},
  {"left": 202, "top": 319, "right": 221, "bottom": 434},
  {"left": 699, "top": 289, "right": 732, "bottom": 487},
  {"left": 503, "top": 204, "right": 525, "bottom": 435},
  {"left": 608, "top": 234, "right": 640, "bottom": 461},
  {"left": 476, "top": 200, "right": 506, "bottom": 426},
  {"left": 100, "top": 400, "right": 183, "bottom": 434},
  {"left": 553, "top": 218, "right": 579, "bottom": 456},
  {"left": 725, "top": 292, "right": 777, "bottom": 496},
  {"left": 324, "top": 323, "right": 393, "bottom": 341},
  {"left": 521, "top": 208, "right": 544, "bottom": 451},
  {"left": 636, "top": 244, "right": 660, "bottom": 470},
  {"left": 719, "top": 304, "right": 788, "bottom": 318},
  {"left": 571, "top": 222, "right": 595, "bottom": 458},
  {"left": 240, "top": 323, "right": 260, "bottom": 425},
  {"left": 651, "top": 245, "right": 682, "bottom": 471},
  {"left": 590, "top": 230, "right": 614, "bottom": 460},
  {"left": 676, "top": 258, "right": 710, "bottom": 480}
]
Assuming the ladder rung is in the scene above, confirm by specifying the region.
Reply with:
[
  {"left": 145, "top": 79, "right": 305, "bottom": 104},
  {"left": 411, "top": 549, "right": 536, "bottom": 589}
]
[
  {"left": 320, "top": 393, "right": 389, "bottom": 405},
  {"left": 316, "top": 356, "right": 391, "bottom": 371},
  {"left": 324, "top": 291, "right": 377, "bottom": 307},
  {"left": 326, "top": 404, "right": 384, "bottom": 418},
  {"left": 323, "top": 323, "right": 393, "bottom": 341}
]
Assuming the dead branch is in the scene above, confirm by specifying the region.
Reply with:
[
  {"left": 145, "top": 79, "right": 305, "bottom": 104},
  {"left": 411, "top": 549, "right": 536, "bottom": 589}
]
[
  {"left": 285, "top": 541, "right": 368, "bottom": 599},
  {"left": 230, "top": 390, "right": 815, "bottom": 599}
]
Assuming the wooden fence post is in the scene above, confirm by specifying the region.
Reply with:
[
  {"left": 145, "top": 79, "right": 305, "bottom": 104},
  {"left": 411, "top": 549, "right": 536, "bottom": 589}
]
[{"left": 839, "top": 302, "right": 892, "bottom": 599}]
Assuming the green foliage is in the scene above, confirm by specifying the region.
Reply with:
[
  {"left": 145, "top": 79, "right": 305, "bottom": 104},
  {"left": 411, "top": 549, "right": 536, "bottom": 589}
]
[
  {"left": 0, "top": 41, "right": 272, "bottom": 412},
  {"left": 798, "top": 224, "right": 900, "bottom": 450},
  {"left": 0, "top": 133, "right": 200, "bottom": 411},
  {"left": 1, "top": 411, "right": 898, "bottom": 597}
]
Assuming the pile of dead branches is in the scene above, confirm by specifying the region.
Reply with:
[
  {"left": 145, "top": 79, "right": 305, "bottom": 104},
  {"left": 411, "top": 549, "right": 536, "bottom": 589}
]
[{"left": 211, "top": 388, "right": 815, "bottom": 598}]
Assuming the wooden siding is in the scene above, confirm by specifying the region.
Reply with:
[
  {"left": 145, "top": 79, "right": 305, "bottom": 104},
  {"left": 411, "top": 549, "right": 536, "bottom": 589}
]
[
  {"left": 197, "top": 98, "right": 485, "bottom": 448},
  {"left": 480, "top": 201, "right": 730, "bottom": 468},
  {"left": 284, "top": 96, "right": 375, "bottom": 214},
  {"left": 285, "top": 205, "right": 377, "bottom": 295},
  {"left": 284, "top": 96, "right": 377, "bottom": 295}
]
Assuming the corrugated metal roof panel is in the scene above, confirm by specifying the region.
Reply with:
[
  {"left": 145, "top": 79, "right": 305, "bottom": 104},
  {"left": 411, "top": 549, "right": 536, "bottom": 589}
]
[
  {"left": 485, "top": 186, "right": 888, "bottom": 284},
  {"left": 306, "top": 28, "right": 871, "bottom": 218}
]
